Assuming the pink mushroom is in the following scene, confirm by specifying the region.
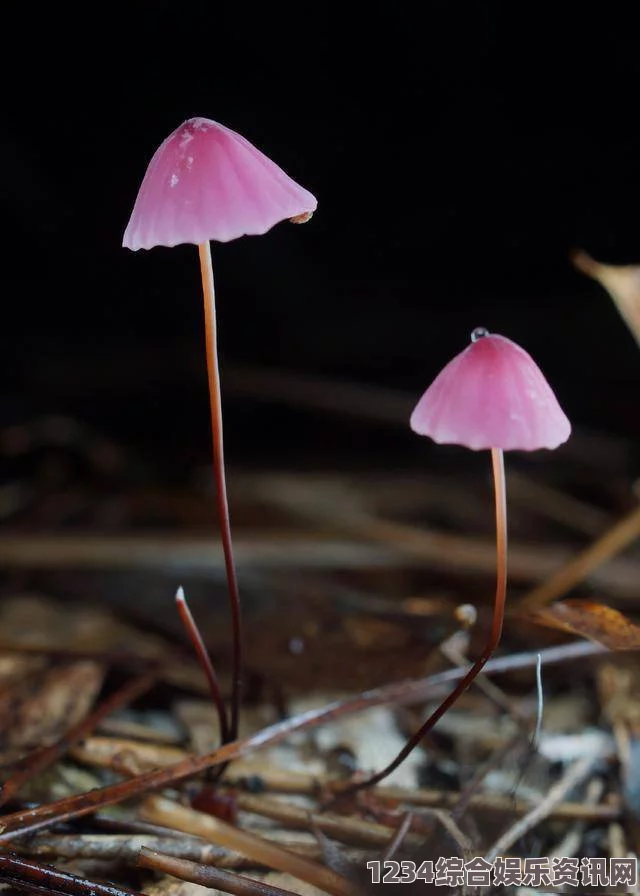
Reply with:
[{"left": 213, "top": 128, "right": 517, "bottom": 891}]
[
  {"left": 410, "top": 328, "right": 571, "bottom": 450},
  {"left": 353, "top": 327, "right": 571, "bottom": 790},
  {"left": 123, "top": 118, "right": 317, "bottom": 741},
  {"left": 123, "top": 117, "right": 317, "bottom": 249}
]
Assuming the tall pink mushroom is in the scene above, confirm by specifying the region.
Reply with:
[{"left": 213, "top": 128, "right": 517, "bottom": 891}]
[
  {"left": 123, "top": 118, "right": 317, "bottom": 741},
  {"left": 352, "top": 327, "right": 571, "bottom": 791}
]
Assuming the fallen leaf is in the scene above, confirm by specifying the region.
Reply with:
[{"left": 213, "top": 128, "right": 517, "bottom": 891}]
[
  {"left": 0, "top": 661, "right": 105, "bottom": 763},
  {"left": 572, "top": 250, "right": 640, "bottom": 347},
  {"left": 0, "top": 594, "right": 207, "bottom": 695},
  {"left": 0, "top": 594, "right": 170, "bottom": 658},
  {"left": 528, "top": 600, "right": 640, "bottom": 650}
]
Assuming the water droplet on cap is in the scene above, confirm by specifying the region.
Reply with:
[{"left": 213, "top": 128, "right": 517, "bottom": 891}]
[{"left": 471, "top": 327, "right": 490, "bottom": 342}]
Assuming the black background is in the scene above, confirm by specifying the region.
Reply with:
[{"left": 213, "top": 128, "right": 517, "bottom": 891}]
[{"left": 3, "top": 4, "right": 639, "bottom": 470}]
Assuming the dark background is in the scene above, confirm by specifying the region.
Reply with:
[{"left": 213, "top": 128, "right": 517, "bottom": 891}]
[{"left": 3, "top": 5, "right": 639, "bottom": 471}]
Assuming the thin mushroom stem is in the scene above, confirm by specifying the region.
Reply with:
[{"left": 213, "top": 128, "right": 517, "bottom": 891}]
[
  {"left": 339, "top": 446, "right": 508, "bottom": 793},
  {"left": 175, "top": 587, "right": 228, "bottom": 744},
  {"left": 198, "top": 240, "right": 243, "bottom": 742}
]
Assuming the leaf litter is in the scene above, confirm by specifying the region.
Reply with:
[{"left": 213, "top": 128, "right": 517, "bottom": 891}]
[{"left": 0, "top": 403, "right": 639, "bottom": 895}]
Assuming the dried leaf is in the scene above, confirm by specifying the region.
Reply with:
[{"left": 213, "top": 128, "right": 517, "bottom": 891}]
[
  {"left": 0, "top": 661, "right": 105, "bottom": 763},
  {"left": 572, "top": 250, "right": 640, "bottom": 347},
  {"left": 529, "top": 600, "right": 640, "bottom": 650},
  {"left": 0, "top": 593, "right": 207, "bottom": 694},
  {"left": 0, "top": 594, "right": 170, "bottom": 659}
]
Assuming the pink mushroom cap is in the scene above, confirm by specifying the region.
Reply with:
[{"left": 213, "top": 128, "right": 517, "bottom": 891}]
[
  {"left": 410, "top": 329, "right": 571, "bottom": 451},
  {"left": 123, "top": 117, "right": 317, "bottom": 250}
]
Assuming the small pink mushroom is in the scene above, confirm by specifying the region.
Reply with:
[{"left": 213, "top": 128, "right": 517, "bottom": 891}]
[
  {"left": 123, "top": 118, "right": 316, "bottom": 742},
  {"left": 349, "top": 328, "right": 571, "bottom": 792},
  {"left": 410, "top": 328, "right": 571, "bottom": 451}
]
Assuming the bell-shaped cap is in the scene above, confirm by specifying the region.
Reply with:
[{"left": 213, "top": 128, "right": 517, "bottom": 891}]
[
  {"left": 410, "top": 329, "right": 571, "bottom": 451},
  {"left": 123, "top": 117, "right": 317, "bottom": 250}
]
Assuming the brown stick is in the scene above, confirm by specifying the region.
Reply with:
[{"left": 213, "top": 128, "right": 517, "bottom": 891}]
[
  {"left": 0, "top": 853, "right": 142, "bottom": 896},
  {"left": 139, "top": 849, "right": 306, "bottom": 896},
  {"left": 0, "top": 532, "right": 638, "bottom": 595},
  {"left": 224, "top": 766, "right": 619, "bottom": 822},
  {"left": 234, "top": 794, "right": 422, "bottom": 850},
  {"left": 141, "top": 796, "right": 357, "bottom": 896},
  {"left": 12, "top": 833, "right": 323, "bottom": 867}
]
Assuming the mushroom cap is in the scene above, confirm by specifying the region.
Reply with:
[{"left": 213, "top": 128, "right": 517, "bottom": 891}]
[
  {"left": 410, "top": 331, "right": 571, "bottom": 451},
  {"left": 123, "top": 117, "right": 317, "bottom": 250}
]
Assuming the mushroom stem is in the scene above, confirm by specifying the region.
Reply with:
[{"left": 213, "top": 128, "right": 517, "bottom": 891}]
[
  {"left": 175, "top": 587, "right": 228, "bottom": 745},
  {"left": 198, "top": 241, "right": 243, "bottom": 743},
  {"left": 340, "top": 447, "right": 508, "bottom": 793}
]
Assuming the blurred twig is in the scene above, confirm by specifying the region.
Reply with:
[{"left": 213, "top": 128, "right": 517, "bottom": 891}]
[
  {"left": 520, "top": 504, "right": 640, "bottom": 610},
  {"left": 1, "top": 529, "right": 638, "bottom": 595}
]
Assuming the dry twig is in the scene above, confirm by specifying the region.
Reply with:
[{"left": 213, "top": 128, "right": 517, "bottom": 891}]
[
  {"left": 234, "top": 793, "right": 422, "bottom": 850},
  {"left": 141, "top": 795, "right": 357, "bottom": 896},
  {"left": 484, "top": 754, "right": 600, "bottom": 861},
  {"left": 0, "top": 852, "right": 142, "bottom": 896},
  {"left": 520, "top": 504, "right": 640, "bottom": 610},
  {"left": 139, "top": 848, "right": 311, "bottom": 896}
]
